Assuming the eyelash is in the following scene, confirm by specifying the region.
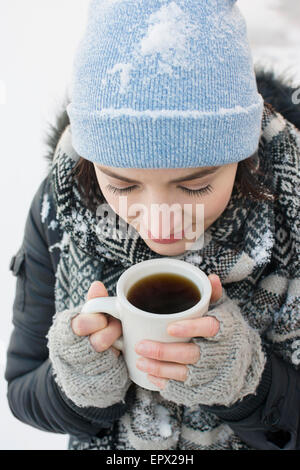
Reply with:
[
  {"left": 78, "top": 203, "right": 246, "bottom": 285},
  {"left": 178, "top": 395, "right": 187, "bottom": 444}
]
[
  {"left": 106, "top": 184, "right": 213, "bottom": 197},
  {"left": 179, "top": 184, "right": 213, "bottom": 197}
]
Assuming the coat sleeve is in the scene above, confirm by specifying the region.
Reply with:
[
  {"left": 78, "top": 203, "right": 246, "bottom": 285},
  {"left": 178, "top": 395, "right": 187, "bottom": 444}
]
[
  {"left": 4, "top": 176, "right": 129, "bottom": 441},
  {"left": 201, "top": 349, "right": 300, "bottom": 450}
]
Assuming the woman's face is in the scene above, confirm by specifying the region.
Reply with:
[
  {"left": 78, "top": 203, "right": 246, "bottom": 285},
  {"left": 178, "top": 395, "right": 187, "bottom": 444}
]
[{"left": 94, "top": 162, "right": 238, "bottom": 256}]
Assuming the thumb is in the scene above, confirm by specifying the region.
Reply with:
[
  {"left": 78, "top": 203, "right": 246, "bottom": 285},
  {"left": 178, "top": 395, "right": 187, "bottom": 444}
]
[
  {"left": 85, "top": 281, "right": 120, "bottom": 358},
  {"left": 86, "top": 281, "right": 109, "bottom": 302}
]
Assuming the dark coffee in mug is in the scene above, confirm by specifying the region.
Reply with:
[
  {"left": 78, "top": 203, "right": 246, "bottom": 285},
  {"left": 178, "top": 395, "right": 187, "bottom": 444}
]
[{"left": 126, "top": 273, "right": 201, "bottom": 315}]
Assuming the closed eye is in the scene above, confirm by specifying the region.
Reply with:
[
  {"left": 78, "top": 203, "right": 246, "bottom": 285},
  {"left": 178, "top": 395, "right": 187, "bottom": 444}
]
[
  {"left": 179, "top": 185, "right": 213, "bottom": 197},
  {"left": 106, "top": 184, "right": 213, "bottom": 196},
  {"left": 106, "top": 184, "right": 138, "bottom": 195}
]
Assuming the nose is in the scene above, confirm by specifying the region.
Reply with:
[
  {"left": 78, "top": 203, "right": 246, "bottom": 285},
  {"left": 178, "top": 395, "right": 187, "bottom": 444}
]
[{"left": 144, "top": 204, "right": 185, "bottom": 238}]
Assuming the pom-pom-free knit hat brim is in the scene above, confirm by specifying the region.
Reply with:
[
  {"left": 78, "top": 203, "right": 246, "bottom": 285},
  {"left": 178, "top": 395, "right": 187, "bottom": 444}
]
[{"left": 67, "top": 0, "right": 264, "bottom": 168}]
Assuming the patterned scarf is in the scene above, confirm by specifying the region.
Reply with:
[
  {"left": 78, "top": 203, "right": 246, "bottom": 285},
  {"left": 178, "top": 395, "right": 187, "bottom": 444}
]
[{"left": 49, "top": 102, "right": 300, "bottom": 449}]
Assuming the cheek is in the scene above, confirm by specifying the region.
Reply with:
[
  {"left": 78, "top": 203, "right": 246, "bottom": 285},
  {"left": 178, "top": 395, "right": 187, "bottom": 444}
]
[
  {"left": 100, "top": 188, "right": 116, "bottom": 208},
  {"left": 213, "top": 187, "right": 231, "bottom": 212},
  {"left": 203, "top": 183, "right": 234, "bottom": 224},
  {"left": 99, "top": 188, "right": 137, "bottom": 223},
  {"left": 97, "top": 184, "right": 123, "bottom": 219}
]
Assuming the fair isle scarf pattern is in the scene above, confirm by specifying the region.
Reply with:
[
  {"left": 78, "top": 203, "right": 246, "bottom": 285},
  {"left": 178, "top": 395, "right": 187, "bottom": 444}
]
[{"left": 46, "top": 102, "right": 300, "bottom": 450}]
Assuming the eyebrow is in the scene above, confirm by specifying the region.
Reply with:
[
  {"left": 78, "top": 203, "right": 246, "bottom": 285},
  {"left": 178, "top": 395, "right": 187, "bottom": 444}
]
[{"left": 97, "top": 166, "right": 221, "bottom": 184}]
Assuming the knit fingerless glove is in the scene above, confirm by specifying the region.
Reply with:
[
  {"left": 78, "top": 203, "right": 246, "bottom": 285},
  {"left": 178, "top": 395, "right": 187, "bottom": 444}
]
[
  {"left": 47, "top": 305, "right": 132, "bottom": 409},
  {"left": 159, "top": 294, "right": 266, "bottom": 408}
]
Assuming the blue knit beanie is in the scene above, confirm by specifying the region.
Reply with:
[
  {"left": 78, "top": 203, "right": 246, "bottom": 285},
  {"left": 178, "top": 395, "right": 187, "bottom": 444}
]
[{"left": 67, "top": 0, "right": 264, "bottom": 168}]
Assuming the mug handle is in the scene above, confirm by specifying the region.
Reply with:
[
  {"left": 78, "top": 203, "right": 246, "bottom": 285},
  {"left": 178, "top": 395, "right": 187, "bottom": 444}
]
[{"left": 80, "top": 297, "right": 124, "bottom": 351}]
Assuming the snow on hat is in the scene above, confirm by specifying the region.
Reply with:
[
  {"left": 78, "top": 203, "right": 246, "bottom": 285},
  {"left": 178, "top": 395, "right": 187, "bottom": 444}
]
[{"left": 67, "top": 0, "right": 264, "bottom": 168}]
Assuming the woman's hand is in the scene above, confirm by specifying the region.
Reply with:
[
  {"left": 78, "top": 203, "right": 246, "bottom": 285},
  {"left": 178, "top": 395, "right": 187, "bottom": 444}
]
[
  {"left": 47, "top": 280, "right": 131, "bottom": 409},
  {"left": 72, "top": 281, "right": 122, "bottom": 357},
  {"left": 134, "top": 274, "right": 223, "bottom": 389}
]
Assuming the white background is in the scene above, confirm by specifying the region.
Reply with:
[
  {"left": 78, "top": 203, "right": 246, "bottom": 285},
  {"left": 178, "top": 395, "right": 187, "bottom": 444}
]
[{"left": 0, "top": 0, "right": 299, "bottom": 450}]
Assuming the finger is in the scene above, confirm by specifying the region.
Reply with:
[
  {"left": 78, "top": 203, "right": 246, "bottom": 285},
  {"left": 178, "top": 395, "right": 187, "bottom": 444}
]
[
  {"left": 208, "top": 274, "right": 223, "bottom": 304},
  {"left": 71, "top": 312, "right": 108, "bottom": 336},
  {"left": 136, "top": 357, "right": 188, "bottom": 382},
  {"left": 72, "top": 280, "right": 110, "bottom": 336},
  {"left": 111, "top": 346, "right": 121, "bottom": 358},
  {"left": 86, "top": 280, "right": 109, "bottom": 301},
  {"left": 167, "top": 315, "right": 220, "bottom": 338},
  {"left": 89, "top": 316, "right": 122, "bottom": 352},
  {"left": 135, "top": 340, "right": 200, "bottom": 364},
  {"left": 147, "top": 374, "right": 167, "bottom": 390}
]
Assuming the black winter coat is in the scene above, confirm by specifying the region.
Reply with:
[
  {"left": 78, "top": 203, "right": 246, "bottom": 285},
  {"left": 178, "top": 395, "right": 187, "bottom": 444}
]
[{"left": 4, "top": 68, "right": 300, "bottom": 450}]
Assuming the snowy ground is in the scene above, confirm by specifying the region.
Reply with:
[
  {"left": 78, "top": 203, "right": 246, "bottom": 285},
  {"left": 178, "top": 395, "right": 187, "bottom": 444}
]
[{"left": 0, "top": 0, "right": 299, "bottom": 450}]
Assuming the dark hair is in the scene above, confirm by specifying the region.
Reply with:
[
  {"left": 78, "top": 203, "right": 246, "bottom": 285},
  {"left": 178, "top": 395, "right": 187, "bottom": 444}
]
[{"left": 70, "top": 151, "right": 277, "bottom": 212}]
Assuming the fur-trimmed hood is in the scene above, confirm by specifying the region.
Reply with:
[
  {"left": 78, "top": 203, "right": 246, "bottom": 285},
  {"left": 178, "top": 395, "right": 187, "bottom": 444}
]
[{"left": 43, "top": 67, "right": 300, "bottom": 169}]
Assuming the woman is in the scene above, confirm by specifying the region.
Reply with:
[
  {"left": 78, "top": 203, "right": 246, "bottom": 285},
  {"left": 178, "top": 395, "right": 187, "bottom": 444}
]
[{"left": 5, "top": 0, "right": 300, "bottom": 450}]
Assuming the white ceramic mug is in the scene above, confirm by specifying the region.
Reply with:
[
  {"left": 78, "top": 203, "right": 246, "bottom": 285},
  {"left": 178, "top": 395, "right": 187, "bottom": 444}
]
[{"left": 80, "top": 258, "right": 212, "bottom": 391}]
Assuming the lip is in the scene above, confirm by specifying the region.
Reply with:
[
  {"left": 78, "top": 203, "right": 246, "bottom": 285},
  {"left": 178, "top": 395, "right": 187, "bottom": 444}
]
[{"left": 147, "top": 228, "right": 185, "bottom": 244}]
